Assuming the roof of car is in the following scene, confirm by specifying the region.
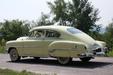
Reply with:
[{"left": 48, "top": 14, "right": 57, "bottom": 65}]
[{"left": 30, "top": 25, "right": 72, "bottom": 32}]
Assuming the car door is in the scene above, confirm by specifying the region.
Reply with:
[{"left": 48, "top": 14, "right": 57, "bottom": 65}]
[
  {"left": 22, "top": 29, "right": 61, "bottom": 57},
  {"left": 42, "top": 29, "right": 61, "bottom": 53},
  {"left": 22, "top": 29, "right": 49, "bottom": 57}
]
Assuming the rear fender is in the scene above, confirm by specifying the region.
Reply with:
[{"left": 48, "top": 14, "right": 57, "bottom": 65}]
[{"left": 48, "top": 41, "right": 86, "bottom": 57}]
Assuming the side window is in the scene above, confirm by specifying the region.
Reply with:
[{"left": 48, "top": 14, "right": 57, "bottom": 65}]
[
  {"left": 46, "top": 30, "right": 60, "bottom": 38},
  {"left": 30, "top": 30, "right": 45, "bottom": 38},
  {"left": 37, "top": 30, "right": 45, "bottom": 38}
]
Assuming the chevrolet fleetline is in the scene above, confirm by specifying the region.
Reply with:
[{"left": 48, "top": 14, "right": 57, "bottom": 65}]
[{"left": 6, "top": 26, "right": 107, "bottom": 64}]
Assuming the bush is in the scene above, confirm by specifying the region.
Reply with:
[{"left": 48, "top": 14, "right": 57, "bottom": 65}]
[
  {"left": 106, "top": 49, "right": 113, "bottom": 57},
  {"left": 0, "top": 39, "right": 6, "bottom": 53},
  {"left": 0, "top": 46, "right": 5, "bottom": 53},
  {"left": 0, "top": 39, "right": 6, "bottom": 46}
]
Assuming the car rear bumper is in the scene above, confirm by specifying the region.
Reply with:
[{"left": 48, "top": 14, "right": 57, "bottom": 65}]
[
  {"left": 79, "top": 47, "right": 107, "bottom": 58},
  {"left": 93, "top": 47, "right": 108, "bottom": 56}
]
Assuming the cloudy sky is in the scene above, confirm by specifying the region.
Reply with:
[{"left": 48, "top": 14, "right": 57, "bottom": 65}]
[{"left": 0, "top": 0, "right": 113, "bottom": 27}]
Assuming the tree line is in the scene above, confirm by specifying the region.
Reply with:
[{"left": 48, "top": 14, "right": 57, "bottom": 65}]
[{"left": 0, "top": 0, "right": 113, "bottom": 49}]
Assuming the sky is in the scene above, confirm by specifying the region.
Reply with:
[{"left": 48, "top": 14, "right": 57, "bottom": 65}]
[{"left": 0, "top": 0, "right": 113, "bottom": 27}]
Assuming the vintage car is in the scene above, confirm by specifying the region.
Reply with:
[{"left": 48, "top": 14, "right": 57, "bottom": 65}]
[{"left": 6, "top": 26, "right": 107, "bottom": 64}]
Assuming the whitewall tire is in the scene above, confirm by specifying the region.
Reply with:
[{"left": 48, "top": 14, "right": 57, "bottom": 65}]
[
  {"left": 57, "top": 57, "right": 72, "bottom": 64},
  {"left": 9, "top": 48, "right": 20, "bottom": 62}
]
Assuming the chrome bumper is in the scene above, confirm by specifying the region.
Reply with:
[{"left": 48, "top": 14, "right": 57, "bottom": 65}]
[
  {"left": 79, "top": 47, "right": 108, "bottom": 58},
  {"left": 93, "top": 47, "right": 107, "bottom": 56}
]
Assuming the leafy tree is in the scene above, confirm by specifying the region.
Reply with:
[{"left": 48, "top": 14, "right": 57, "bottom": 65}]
[
  {"left": 0, "top": 20, "right": 30, "bottom": 41},
  {"left": 104, "top": 21, "right": 113, "bottom": 49},
  {"left": 31, "top": 13, "right": 54, "bottom": 27},
  {"left": 89, "top": 25, "right": 103, "bottom": 40},
  {"left": 48, "top": 0, "right": 100, "bottom": 33},
  {"left": 48, "top": 0, "right": 68, "bottom": 25}
]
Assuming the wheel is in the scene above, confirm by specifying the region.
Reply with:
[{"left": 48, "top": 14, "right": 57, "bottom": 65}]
[
  {"left": 57, "top": 57, "right": 72, "bottom": 65},
  {"left": 33, "top": 57, "right": 40, "bottom": 60},
  {"left": 9, "top": 48, "right": 20, "bottom": 62},
  {"left": 80, "top": 57, "right": 91, "bottom": 62}
]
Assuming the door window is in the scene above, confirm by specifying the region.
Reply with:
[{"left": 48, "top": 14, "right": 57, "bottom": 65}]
[
  {"left": 45, "top": 30, "right": 60, "bottom": 38},
  {"left": 29, "top": 30, "right": 45, "bottom": 39}
]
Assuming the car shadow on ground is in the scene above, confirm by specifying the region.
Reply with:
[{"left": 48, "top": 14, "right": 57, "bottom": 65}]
[{"left": 8, "top": 58, "right": 113, "bottom": 69}]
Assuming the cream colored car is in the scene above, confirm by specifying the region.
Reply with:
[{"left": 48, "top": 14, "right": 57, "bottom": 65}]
[{"left": 6, "top": 26, "right": 107, "bottom": 64}]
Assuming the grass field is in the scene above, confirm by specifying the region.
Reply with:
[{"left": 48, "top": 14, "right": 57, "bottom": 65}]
[
  {"left": 0, "top": 69, "right": 37, "bottom": 75},
  {"left": 0, "top": 68, "right": 57, "bottom": 75}
]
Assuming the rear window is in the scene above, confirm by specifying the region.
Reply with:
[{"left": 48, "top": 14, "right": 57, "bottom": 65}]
[{"left": 67, "top": 28, "right": 83, "bottom": 34}]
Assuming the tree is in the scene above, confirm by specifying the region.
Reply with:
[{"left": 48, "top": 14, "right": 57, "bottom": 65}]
[
  {"left": 104, "top": 20, "right": 113, "bottom": 49},
  {"left": 0, "top": 20, "right": 30, "bottom": 41},
  {"left": 48, "top": 0, "right": 68, "bottom": 25},
  {"left": 48, "top": 0, "right": 100, "bottom": 33},
  {"left": 31, "top": 13, "right": 54, "bottom": 27}
]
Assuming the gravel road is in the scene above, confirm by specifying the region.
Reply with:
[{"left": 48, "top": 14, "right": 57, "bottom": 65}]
[{"left": 0, "top": 54, "right": 113, "bottom": 75}]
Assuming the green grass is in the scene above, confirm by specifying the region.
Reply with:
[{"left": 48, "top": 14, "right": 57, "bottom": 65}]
[
  {"left": 107, "top": 50, "right": 113, "bottom": 57},
  {"left": 0, "top": 69, "right": 57, "bottom": 75},
  {"left": 0, "top": 69, "right": 37, "bottom": 75},
  {"left": 0, "top": 46, "right": 5, "bottom": 53}
]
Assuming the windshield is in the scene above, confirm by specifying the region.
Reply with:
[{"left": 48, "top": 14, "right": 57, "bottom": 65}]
[{"left": 67, "top": 28, "right": 83, "bottom": 34}]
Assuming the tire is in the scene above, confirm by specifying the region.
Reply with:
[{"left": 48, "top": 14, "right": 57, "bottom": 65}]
[
  {"left": 57, "top": 57, "right": 72, "bottom": 65},
  {"left": 9, "top": 48, "right": 20, "bottom": 62},
  {"left": 80, "top": 57, "right": 91, "bottom": 62},
  {"left": 33, "top": 57, "right": 40, "bottom": 60}
]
